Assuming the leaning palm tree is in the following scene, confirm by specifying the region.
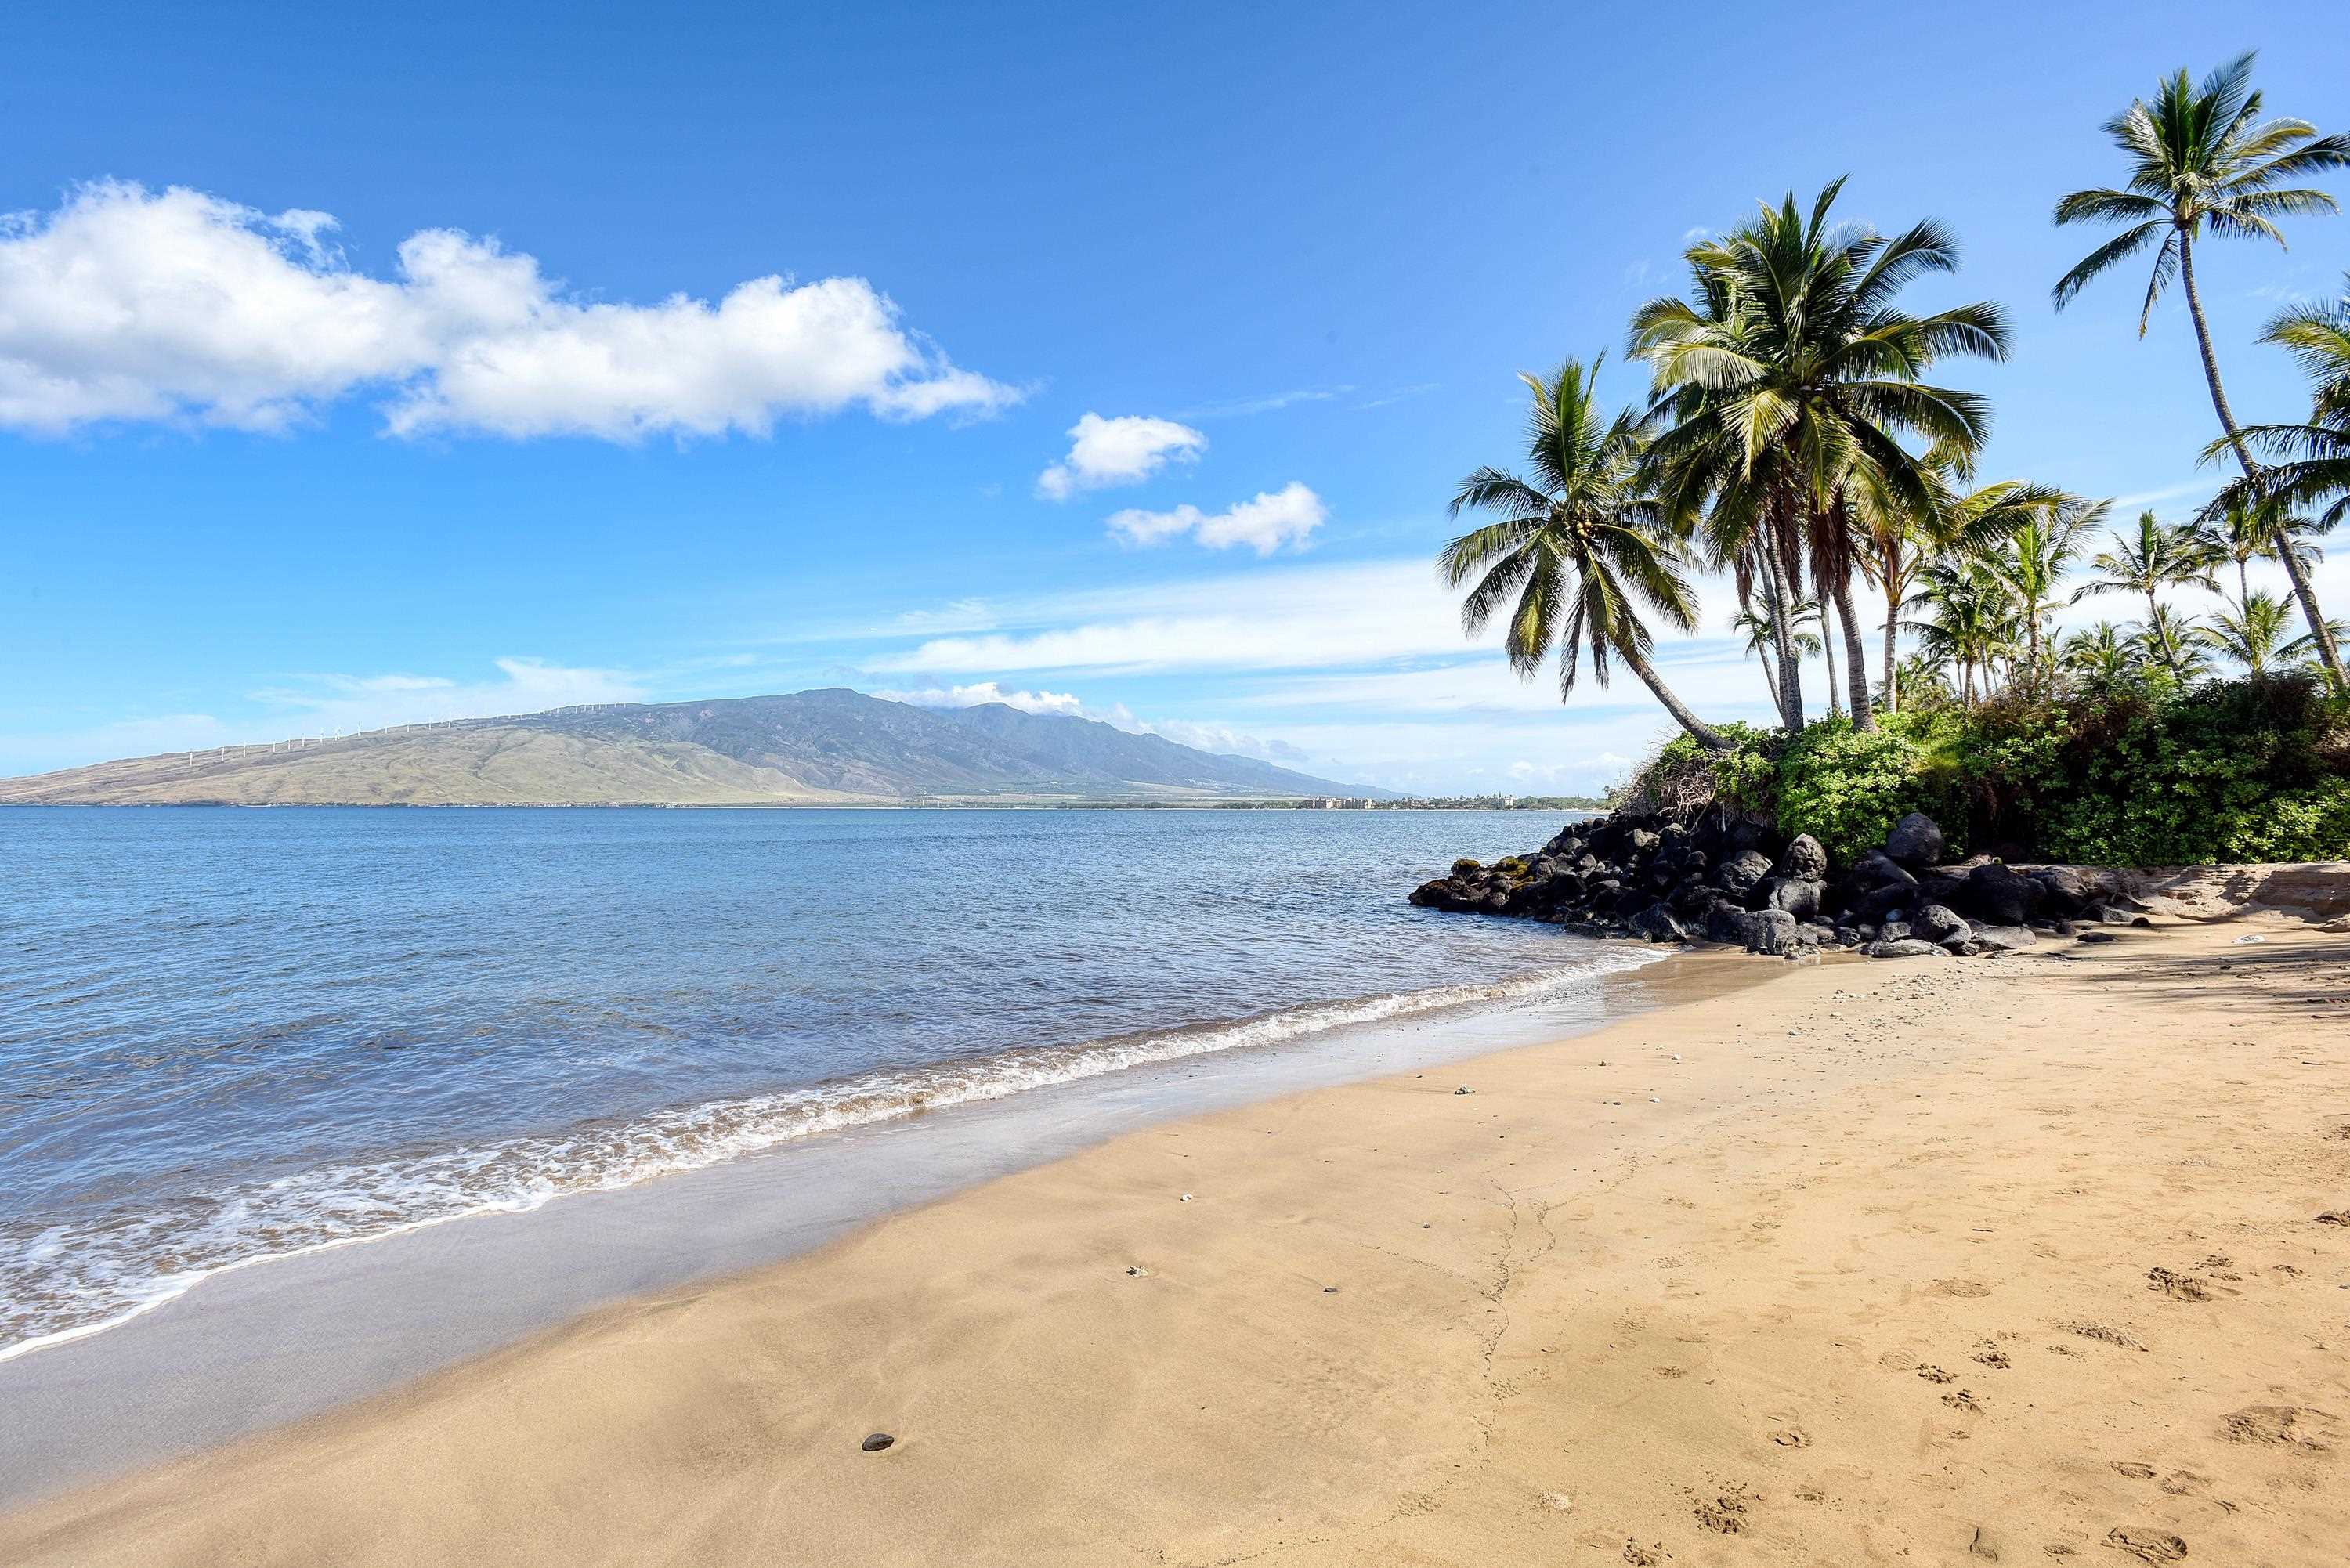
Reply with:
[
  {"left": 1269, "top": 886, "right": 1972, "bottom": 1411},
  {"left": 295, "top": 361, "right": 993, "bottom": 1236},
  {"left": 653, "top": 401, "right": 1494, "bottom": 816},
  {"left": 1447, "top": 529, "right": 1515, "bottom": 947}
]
[
  {"left": 2074, "top": 510, "right": 2222, "bottom": 626},
  {"left": 2052, "top": 52, "right": 2349, "bottom": 683},
  {"left": 2207, "top": 276, "right": 2350, "bottom": 681},
  {"left": 1635, "top": 179, "right": 2010, "bottom": 732},
  {"left": 1443, "top": 357, "right": 1730, "bottom": 750},
  {"left": 2197, "top": 590, "right": 2297, "bottom": 676}
]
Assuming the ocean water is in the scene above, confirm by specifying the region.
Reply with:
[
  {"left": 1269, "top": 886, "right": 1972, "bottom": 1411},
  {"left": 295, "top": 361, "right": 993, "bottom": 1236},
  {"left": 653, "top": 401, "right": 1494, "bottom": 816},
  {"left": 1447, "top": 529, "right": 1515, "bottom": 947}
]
[{"left": 0, "top": 805, "right": 1643, "bottom": 1358}]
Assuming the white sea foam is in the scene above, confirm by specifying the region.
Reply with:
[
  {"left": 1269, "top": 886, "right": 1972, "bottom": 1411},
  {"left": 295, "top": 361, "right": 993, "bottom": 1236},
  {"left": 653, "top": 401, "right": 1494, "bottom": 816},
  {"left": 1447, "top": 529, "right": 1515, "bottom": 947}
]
[{"left": 1, "top": 945, "right": 1665, "bottom": 1360}]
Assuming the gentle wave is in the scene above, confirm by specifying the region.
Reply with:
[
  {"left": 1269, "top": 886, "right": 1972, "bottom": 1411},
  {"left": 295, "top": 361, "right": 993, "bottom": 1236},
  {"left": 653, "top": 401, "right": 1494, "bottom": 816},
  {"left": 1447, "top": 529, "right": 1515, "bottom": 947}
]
[{"left": 0, "top": 945, "right": 1663, "bottom": 1361}]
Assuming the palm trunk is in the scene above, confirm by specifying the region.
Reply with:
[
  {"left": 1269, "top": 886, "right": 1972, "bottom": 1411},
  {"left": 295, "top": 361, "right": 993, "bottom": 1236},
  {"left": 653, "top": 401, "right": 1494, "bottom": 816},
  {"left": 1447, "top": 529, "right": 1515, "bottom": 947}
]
[
  {"left": 1881, "top": 555, "right": 1902, "bottom": 715},
  {"left": 1618, "top": 641, "right": 1730, "bottom": 752},
  {"left": 1833, "top": 569, "right": 1874, "bottom": 729},
  {"left": 1823, "top": 593, "right": 1843, "bottom": 717},
  {"left": 2180, "top": 228, "right": 2346, "bottom": 688},
  {"left": 1755, "top": 643, "right": 1780, "bottom": 707},
  {"left": 1759, "top": 533, "right": 1806, "bottom": 729}
]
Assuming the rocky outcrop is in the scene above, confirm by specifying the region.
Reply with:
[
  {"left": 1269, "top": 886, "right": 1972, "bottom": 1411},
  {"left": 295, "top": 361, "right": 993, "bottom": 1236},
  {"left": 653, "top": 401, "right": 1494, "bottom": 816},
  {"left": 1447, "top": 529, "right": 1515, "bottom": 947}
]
[{"left": 1407, "top": 808, "right": 2263, "bottom": 960}]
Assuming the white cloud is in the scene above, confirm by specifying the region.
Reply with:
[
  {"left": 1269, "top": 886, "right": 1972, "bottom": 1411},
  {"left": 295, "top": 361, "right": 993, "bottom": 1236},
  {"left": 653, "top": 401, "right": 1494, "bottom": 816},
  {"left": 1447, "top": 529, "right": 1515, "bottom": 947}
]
[
  {"left": 1036, "top": 412, "right": 1206, "bottom": 500},
  {"left": 0, "top": 181, "right": 1017, "bottom": 439},
  {"left": 1106, "top": 482, "right": 1326, "bottom": 555},
  {"left": 872, "top": 681, "right": 1108, "bottom": 719}
]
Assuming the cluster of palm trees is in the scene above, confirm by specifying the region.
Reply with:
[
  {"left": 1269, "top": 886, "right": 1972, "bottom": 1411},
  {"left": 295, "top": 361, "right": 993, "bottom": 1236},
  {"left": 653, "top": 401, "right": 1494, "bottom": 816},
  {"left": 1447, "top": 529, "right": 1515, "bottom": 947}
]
[{"left": 1443, "top": 52, "right": 2349, "bottom": 750}]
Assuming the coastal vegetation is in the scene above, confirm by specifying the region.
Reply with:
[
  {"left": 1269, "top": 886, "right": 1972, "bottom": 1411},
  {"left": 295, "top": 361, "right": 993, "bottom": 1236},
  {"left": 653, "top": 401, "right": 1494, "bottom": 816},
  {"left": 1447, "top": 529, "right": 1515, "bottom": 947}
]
[{"left": 1444, "top": 52, "right": 2350, "bottom": 868}]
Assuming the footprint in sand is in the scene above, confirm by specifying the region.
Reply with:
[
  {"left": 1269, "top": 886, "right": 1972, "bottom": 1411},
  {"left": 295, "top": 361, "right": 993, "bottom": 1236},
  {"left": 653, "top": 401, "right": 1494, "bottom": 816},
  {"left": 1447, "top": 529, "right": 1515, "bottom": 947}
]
[
  {"left": 1621, "top": 1541, "right": 1668, "bottom": 1566},
  {"left": 2144, "top": 1266, "right": 2216, "bottom": 1302},
  {"left": 1769, "top": 1425, "right": 1810, "bottom": 1448},
  {"left": 2221, "top": 1404, "right": 2339, "bottom": 1451},
  {"left": 1942, "top": 1389, "right": 1983, "bottom": 1413},
  {"left": 1972, "top": 1341, "right": 2012, "bottom": 1370},
  {"left": 1689, "top": 1486, "right": 1749, "bottom": 1535},
  {"left": 2102, "top": 1526, "right": 2188, "bottom": 1563},
  {"left": 1917, "top": 1364, "right": 1958, "bottom": 1384},
  {"left": 2059, "top": 1321, "right": 2143, "bottom": 1349},
  {"left": 1931, "top": 1278, "right": 1992, "bottom": 1299},
  {"left": 2110, "top": 1461, "right": 2156, "bottom": 1480}
]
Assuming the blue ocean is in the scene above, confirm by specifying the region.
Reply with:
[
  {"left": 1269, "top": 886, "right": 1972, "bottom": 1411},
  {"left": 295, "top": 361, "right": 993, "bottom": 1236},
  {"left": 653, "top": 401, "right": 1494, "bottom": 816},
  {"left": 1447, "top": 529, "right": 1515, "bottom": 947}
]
[{"left": 0, "top": 806, "right": 1639, "bottom": 1355}]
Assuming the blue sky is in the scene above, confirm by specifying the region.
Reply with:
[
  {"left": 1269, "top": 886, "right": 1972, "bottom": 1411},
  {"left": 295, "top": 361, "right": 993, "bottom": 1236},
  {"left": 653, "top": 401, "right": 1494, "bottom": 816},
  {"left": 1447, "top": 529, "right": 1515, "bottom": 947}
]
[{"left": 5, "top": 1, "right": 2347, "bottom": 793}]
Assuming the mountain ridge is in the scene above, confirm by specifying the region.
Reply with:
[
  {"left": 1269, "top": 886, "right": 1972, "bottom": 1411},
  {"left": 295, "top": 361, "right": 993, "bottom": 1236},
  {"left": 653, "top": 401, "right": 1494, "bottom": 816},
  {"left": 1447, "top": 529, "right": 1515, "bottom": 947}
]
[{"left": 0, "top": 688, "right": 1394, "bottom": 807}]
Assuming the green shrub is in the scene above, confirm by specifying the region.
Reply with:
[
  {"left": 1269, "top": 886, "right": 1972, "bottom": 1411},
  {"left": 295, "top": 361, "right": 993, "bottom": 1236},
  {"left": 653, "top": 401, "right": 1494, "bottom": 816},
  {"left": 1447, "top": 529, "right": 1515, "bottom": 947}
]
[{"left": 1609, "top": 677, "right": 2350, "bottom": 868}]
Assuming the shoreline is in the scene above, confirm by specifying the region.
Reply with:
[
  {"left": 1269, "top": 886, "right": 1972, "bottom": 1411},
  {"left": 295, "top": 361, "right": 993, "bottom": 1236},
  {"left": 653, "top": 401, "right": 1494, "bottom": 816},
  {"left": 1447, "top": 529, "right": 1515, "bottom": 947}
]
[
  {"left": 8, "top": 917, "right": 2348, "bottom": 1563},
  {"left": 0, "top": 938, "right": 1706, "bottom": 1508}
]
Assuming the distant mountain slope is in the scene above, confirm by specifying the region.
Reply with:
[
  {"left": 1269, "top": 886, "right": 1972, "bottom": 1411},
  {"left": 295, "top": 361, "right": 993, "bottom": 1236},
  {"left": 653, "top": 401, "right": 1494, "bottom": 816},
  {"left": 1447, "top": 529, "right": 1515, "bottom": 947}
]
[{"left": 0, "top": 689, "right": 1393, "bottom": 806}]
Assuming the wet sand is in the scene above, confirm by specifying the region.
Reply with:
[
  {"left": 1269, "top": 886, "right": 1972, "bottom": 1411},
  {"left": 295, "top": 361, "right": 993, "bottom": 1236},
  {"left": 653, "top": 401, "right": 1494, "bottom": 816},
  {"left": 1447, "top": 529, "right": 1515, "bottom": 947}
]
[{"left": 5, "top": 919, "right": 2346, "bottom": 1565}]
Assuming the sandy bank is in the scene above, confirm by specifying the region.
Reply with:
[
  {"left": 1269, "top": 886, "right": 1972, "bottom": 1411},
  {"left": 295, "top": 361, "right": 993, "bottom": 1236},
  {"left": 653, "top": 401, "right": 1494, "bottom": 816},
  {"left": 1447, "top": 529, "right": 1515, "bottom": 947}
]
[{"left": 6, "top": 919, "right": 2347, "bottom": 1565}]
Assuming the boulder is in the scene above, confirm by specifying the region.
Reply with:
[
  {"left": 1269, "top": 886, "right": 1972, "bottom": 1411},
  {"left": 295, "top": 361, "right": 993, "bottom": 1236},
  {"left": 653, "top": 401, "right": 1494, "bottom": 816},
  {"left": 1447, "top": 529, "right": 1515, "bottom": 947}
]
[
  {"left": 1408, "top": 879, "right": 1453, "bottom": 908},
  {"left": 1625, "top": 902, "right": 1690, "bottom": 944},
  {"left": 1777, "top": 833, "right": 1829, "bottom": 881},
  {"left": 1765, "top": 876, "right": 1824, "bottom": 922},
  {"left": 1705, "top": 904, "right": 1802, "bottom": 955},
  {"left": 1710, "top": 849, "right": 1776, "bottom": 900},
  {"left": 1878, "top": 919, "right": 1913, "bottom": 943},
  {"left": 1961, "top": 862, "right": 2044, "bottom": 927},
  {"left": 2027, "top": 865, "right": 2093, "bottom": 918},
  {"left": 1867, "top": 938, "right": 1950, "bottom": 959},
  {"left": 1842, "top": 849, "right": 1918, "bottom": 898},
  {"left": 1913, "top": 904, "right": 1970, "bottom": 944},
  {"left": 1970, "top": 923, "right": 2038, "bottom": 952},
  {"left": 1914, "top": 869, "right": 1969, "bottom": 911},
  {"left": 1883, "top": 811, "right": 1946, "bottom": 869}
]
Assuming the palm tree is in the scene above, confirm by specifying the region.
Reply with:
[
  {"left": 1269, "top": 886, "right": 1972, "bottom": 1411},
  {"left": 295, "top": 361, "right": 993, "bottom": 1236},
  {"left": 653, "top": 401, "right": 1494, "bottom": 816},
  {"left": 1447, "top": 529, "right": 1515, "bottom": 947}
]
[
  {"left": 1943, "top": 484, "right": 2103, "bottom": 681},
  {"left": 1729, "top": 591, "right": 1823, "bottom": 713},
  {"left": 2135, "top": 605, "right": 2211, "bottom": 682},
  {"left": 1635, "top": 179, "right": 2010, "bottom": 732},
  {"left": 2060, "top": 621, "right": 2142, "bottom": 692},
  {"left": 2208, "top": 494, "right": 2323, "bottom": 605},
  {"left": 2197, "top": 590, "right": 2297, "bottom": 676},
  {"left": 2207, "top": 276, "right": 2350, "bottom": 681},
  {"left": 1907, "top": 558, "right": 2019, "bottom": 706},
  {"left": 1442, "top": 357, "right": 1729, "bottom": 750},
  {"left": 2074, "top": 510, "right": 2222, "bottom": 627},
  {"left": 2052, "top": 52, "right": 2349, "bottom": 684}
]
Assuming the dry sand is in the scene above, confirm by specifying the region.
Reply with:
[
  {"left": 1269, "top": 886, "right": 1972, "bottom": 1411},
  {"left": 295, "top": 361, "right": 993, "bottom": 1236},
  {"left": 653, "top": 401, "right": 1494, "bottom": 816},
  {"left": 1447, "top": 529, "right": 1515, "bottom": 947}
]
[{"left": 5, "top": 919, "right": 2347, "bottom": 1566}]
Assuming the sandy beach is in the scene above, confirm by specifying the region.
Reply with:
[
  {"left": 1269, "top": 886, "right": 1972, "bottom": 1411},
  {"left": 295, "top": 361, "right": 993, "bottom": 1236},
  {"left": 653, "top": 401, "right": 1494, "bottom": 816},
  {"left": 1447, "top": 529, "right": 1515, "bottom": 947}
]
[{"left": 5, "top": 918, "right": 2347, "bottom": 1566}]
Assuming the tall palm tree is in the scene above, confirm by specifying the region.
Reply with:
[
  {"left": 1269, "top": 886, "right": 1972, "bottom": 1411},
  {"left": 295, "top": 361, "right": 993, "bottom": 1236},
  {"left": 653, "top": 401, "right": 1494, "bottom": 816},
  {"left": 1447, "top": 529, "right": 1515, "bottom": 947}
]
[
  {"left": 2052, "top": 52, "right": 2349, "bottom": 684},
  {"left": 1635, "top": 179, "right": 2010, "bottom": 732},
  {"left": 1442, "top": 357, "right": 1729, "bottom": 750},
  {"left": 2208, "top": 276, "right": 2350, "bottom": 680},
  {"left": 2074, "top": 510, "right": 2222, "bottom": 627},
  {"left": 2197, "top": 590, "right": 2296, "bottom": 676}
]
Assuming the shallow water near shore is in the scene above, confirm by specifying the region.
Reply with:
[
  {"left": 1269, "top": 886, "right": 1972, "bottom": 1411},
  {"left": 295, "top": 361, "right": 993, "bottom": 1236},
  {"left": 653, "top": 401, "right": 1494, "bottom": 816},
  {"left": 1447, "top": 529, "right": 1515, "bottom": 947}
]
[{"left": 1, "top": 804, "right": 1629, "bottom": 1360}]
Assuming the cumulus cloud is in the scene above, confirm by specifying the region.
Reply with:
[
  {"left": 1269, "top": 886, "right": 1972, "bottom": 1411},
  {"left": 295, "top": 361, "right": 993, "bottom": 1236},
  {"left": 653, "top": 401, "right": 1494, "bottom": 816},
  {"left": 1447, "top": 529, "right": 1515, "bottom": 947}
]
[
  {"left": 1036, "top": 412, "right": 1206, "bottom": 500},
  {"left": 1106, "top": 482, "right": 1325, "bottom": 555},
  {"left": 0, "top": 181, "right": 1018, "bottom": 439}
]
